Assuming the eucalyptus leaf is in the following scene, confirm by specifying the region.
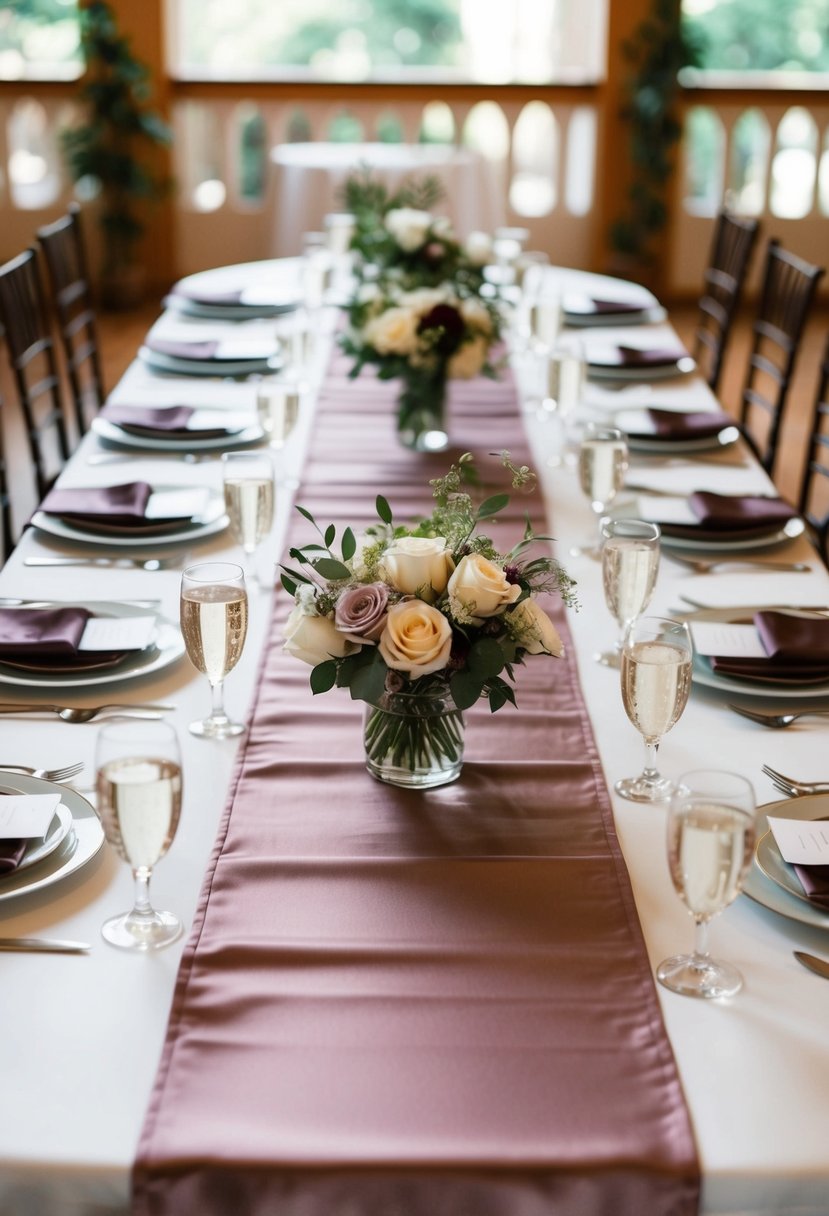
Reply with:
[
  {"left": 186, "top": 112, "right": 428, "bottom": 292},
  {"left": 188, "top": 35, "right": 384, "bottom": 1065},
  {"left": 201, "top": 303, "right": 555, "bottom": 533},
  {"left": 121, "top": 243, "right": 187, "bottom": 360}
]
[
  {"left": 468, "top": 638, "right": 505, "bottom": 679},
  {"left": 324, "top": 524, "right": 336, "bottom": 548},
  {"left": 295, "top": 505, "right": 316, "bottom": 526},
  {"left": 476, "top": 493, "right": 510, "bottom": 520},
  {"left": 450, "top": 670, "right": 484, "bottom": 711},
  {"left": 310, "top": 660, "right": 338, "bottom": 695},
  {"left": 280, "top": 573, "right": 297, "bottom": 597},
  {"left": 376, "top": 494, "right": 393, "bottom": 525},
  {"left": 341, "top": 527, "right": 356, "bottom": 562},
  {"left": 313, "top": 557, "right": 352, "bottom": 581},
  {"left": 350, "top": 655, "right": 388, "bottom": 704}
]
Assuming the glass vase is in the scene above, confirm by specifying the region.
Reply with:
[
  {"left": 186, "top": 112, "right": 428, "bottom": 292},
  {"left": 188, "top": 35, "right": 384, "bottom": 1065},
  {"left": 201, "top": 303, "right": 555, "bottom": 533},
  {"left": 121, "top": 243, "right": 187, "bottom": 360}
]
[
  {"left": 396, "top": 373, "right": 449, "bottom": 453},
  {"left": 363, "top": 689, "right": 465, "bottom": 789}
]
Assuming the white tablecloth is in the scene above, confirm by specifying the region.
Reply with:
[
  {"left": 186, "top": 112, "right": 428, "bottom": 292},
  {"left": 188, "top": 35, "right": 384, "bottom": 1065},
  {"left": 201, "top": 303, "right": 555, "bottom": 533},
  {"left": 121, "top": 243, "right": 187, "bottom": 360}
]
[
  {"left": 270, "top": 142, "right": 502, "bottom": 255},
  {"left": 1, "top": 262, "right": 828, "bottom": 1216}
]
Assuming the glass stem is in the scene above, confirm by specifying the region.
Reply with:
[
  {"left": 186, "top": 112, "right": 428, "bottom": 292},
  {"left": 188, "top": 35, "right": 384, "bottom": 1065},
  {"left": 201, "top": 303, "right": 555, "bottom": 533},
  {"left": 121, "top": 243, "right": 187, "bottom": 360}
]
[
  {"left": 642, "top": 737, "right": 661, "bottom": 780},
  {"left": 132, "top": 867, "right": 153, "bottom": 920},
  {"left": 209, "top": 678, "right": 228, "bottom": 724},
  {"left": 692, "top": 917, "right": 711, "bottom": 967}
]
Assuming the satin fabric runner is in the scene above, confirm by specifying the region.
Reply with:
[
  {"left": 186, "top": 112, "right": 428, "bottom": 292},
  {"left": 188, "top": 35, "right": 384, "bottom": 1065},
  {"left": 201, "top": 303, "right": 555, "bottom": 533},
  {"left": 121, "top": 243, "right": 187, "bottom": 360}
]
[{"left": 133, "top": 355, "right": 699, "bottom": 1216}]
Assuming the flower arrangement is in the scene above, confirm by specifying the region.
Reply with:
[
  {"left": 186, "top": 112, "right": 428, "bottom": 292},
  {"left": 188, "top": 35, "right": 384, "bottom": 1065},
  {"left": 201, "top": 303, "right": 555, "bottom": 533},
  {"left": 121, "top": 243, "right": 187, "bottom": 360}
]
[{"left": 280, "top": 453, "right": 577, "bottom": 788}]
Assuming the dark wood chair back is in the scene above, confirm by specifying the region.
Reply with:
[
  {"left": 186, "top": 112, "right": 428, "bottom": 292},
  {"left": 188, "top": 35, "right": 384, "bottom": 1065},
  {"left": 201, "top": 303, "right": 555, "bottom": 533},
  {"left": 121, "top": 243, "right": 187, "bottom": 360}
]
[
  {"left": 0, "top": 392, "right": 13, "bottom": 562},
  {"left": 0, "top": 248, "right": 71, "bottom": 502},
  {"left": 37, "top": 203, "right": 104, "bottom": 435},
  {"left": 798, "top": 333, "right": 829, "bottom": 558},
  {"left": 739, "top": 239, "right": 824, "bottom": 478},
  {"left": 693, "top": 210, "right": 760, "bottom": 394}
]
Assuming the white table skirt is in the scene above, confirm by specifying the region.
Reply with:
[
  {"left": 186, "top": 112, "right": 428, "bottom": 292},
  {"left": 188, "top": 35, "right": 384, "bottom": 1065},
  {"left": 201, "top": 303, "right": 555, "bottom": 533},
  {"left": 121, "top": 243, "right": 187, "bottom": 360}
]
[{"left": 0, "top": 262, "right": 827, "bottom": 1216}]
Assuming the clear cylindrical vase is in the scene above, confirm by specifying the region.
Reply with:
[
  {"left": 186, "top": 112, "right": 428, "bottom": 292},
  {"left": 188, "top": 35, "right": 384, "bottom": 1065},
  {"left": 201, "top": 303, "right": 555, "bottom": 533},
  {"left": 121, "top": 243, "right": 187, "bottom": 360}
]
[
  {"left": 396, "top": 374, "right": 449, "bottom": 453},
  {"left": 363, "top": 689, "right": 465, "bottom": 789}
]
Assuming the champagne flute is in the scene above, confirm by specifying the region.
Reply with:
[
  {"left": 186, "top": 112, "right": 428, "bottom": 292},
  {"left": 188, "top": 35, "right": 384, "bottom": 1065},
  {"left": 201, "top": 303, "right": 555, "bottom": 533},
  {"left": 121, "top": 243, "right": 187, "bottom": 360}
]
[
  {"left": 658, "top": 770, "right": 756, "bottom": 999},
  {"left": 539, "top": 337, "right": 586, "bottom": 468},
  {"left": 616, "top": 614, "right": 693, "bottom": 803},
  {"left": 95, "top": 720, "right": 183, "bottom": 951},
  {"left": 256, "top": 382, "right": 301, "bottom": 487},
  {"left": 597, "top": 518, "right": 661, "bottom": 667},
  {"left": 221, "top": 450, "right": 275, "bottom": 588},
  {"left": 180, "top": 561, "right": 249, "bottom": 739},
  {"left": 571, "top": 423, "right": 629, "bottom": 558}
]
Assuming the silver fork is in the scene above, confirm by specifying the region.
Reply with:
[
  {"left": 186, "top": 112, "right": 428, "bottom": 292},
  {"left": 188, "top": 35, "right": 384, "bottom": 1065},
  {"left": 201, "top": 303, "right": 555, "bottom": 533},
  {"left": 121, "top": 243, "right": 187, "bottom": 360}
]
[
  {"left": 730, "top": 704, "right": 829, "bottom": 729},
  {"left": 761, "top": 764, "right": 829, "bottom": 797},
  {"left": 667, "top": 555, "right": 811, "bottom": 574},
  {"left": 24, "top": 556, "right": 185, "bottom": 571},
  {"left": 0, "top": 761, "right": 84, "bottom": 782}
]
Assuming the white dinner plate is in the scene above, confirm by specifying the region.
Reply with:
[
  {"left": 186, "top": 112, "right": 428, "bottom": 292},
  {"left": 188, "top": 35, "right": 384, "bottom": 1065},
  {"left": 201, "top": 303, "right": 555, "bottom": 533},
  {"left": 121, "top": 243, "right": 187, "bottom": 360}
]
[
  {"left": 0, "top": 774, "right": 104, "bottom": 907},
  {"left": 0, "top": 601, "right": 185, "bottom": 689},
  {"left": 91, "top": 415, "right": 264, "bottom": 453},
  {"left": 688, "top": 605, "right": 829, "bottom": 699},
  {"left": 163, "top": 295, "right": 299, "bottom": 322},
  {"left": 564, "top": 305, "right": 667, "bottom": 328},
  {"left": 30, "top": 486, "right": 228, "bottom": 548},
  {"left": 587, "top": 354, "right": 697, "bottom": 382},
  {"left": 744, "top": 793, "right": 829, "bottom": 931},
  {"left": 138, "top": 345, "right": 282, "bottom": 379},
  {"left": 624, "top": 425, "right": 741, "bottom": 454},
  {"left": 659, "top": 516, "right": 805, "bottom": 554},
  {"left": 0, "top": 800, "right": 73, "bottom": 876}
]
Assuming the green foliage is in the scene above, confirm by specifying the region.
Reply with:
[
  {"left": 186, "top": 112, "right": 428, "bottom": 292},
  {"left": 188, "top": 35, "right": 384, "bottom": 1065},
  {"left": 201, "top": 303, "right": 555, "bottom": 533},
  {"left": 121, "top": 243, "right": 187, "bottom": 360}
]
[{"left": 682, "top": 0, "right": 829, "bottom": 73}]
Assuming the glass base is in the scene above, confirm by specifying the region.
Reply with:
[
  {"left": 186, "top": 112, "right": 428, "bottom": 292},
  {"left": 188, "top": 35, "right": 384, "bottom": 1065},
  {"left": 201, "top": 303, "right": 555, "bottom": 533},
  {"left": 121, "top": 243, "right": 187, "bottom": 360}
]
[
  {"left": 102, "top": 908, "right": 182, "bottom": 952},
  {"left": 398, "top": 423, "right": 450, "bottom": 453},
  {"left": 189, "top": 715, "right": 246, "bottom": 739},
  {"left": 568, "top": 540, "right": 600, "bottom": 560},
  {"left": 594, "top": 647, "right": 620, "bottom": 668},
  {"left": 615, "top": 772, "right": 674, "bottom": 802},
  {"left": 657, "top": 953, "right": 743, "bottom": 999},
  {"left": 366, "top": 756, "right": 463, "bottom": 790}
]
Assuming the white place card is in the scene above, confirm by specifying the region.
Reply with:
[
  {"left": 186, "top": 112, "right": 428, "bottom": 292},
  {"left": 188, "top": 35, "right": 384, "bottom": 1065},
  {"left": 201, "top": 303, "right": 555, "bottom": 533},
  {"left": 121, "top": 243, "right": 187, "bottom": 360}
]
[
  {"left": 214, "top": 339, "right": 276, "bottom": 361},
  {"left": 636, "top": 496, "right": 698, "bottom": 525},
  {"left": 689, "top": 621, "right": 766, "bottom": 658},
  {"left": 0, "top": 793, "right": 61, "bottom": 840},
  {"left": 187, "top": 410, "right": 250, "bottom": 433},
  {"left": 146, "top": 488, "right": 210, "bottom": 520},
  {"left": 79, "top": 616, "right": 156, "bottom": 652},
  {"left": 615, "top": 408, "right": 655, "bottom": 435},
  {"left": 767, "top": 817, "right": 829, "bottom": 865}
]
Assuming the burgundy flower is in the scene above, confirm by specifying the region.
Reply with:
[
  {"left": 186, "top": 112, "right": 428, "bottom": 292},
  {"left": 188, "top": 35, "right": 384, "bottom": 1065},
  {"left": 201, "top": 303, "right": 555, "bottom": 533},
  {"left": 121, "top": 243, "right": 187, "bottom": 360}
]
[
  {"left": 447, "top": 634, "right": 470, "bottom": 670},
  {"left": 334, "top": 582, "right": 389, "bottom": 644},
  {"left": 384, "top": 669, "right": 406, "bottom": 693},
  {"left": 417, "top": 303, "right": 465, "bottom": 355},
  {"left": 503, "top": 564, "right": 522, "bottom": 585},
  {"left": 423, "top": 242, "right": 446, "bottom": 263}
]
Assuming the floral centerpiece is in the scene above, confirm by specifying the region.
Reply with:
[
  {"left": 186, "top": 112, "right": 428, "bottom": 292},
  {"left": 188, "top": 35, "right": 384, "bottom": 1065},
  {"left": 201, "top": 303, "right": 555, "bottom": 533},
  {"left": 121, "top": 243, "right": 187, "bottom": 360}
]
[
  {"left": 281, "top": 453, "right": 576, "bottom": 789},
  {"left": 340, "top": 172, "right": 501, "bottom": 452}
]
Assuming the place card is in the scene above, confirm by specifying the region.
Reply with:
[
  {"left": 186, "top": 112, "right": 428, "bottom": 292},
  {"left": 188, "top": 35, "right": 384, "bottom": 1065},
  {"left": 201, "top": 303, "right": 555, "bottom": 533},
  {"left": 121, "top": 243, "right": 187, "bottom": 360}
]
[
  {"left": 636, "top": 496, "right": 697, "bottom": 525},
  {"left": 145, "top": 488, "right": 210, "bottom": 520},
  {"left": 187, "top": 410, "right": 249, "bottom": 433},
  {"left": 214, "top": 339, "right": 276, "bottom": 361},
  {"left": 0, "top": 793, "right": 61, "bottom": 840},
  {"left": 79, "top": 616, "right": 157, "bottom": 652},
  {"left": 689, "top": 621, "right": 766, "bottom": 658},
  {"left": 767, "top": 817, "right": 829, "bottom": 865}
]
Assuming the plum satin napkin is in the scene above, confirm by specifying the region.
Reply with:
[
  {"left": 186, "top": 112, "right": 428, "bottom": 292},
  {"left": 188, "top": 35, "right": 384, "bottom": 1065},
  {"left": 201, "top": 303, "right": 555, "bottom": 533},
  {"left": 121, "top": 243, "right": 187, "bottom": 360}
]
[
  {"left": 102, "top": 403, "right": 236, "bottom": 440},
  {"left": 564, "top": 296, "right": 649, "bottom": 317},
  {"left": 656, "top": 491, "right": 798, "bottom": 542},
  {"left": 144, "top": 336, "right": 220, "bottom": 361},
  {"left": 625, "top": 408, "right": 735, "bottom": 442},
  {"left": 711, "top": 611, "right": 829, "bottom": 684},
  {"left": 587, "top": 344, "right": 689, "bottom": 369},
  {"left": 0, "top": 837, "right": 27, "bottom": 875},
  {"left": 793, "top": 863, "right": 829, "bottom": 907},
  {"left": 0, "top": 606, "right": 128, "bottom": 672},
  {"left": 133, "top": 359, "right": 699, "bottom": 1216},
  {"left": 40, "top": 481, "right": 153, "bottom": 526}
]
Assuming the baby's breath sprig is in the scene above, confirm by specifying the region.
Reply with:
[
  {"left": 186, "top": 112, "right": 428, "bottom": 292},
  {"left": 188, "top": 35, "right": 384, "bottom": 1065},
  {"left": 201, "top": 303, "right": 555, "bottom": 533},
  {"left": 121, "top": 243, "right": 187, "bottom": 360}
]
[{"left": 491, "top": 450, "right": 536, "bottom": 494}]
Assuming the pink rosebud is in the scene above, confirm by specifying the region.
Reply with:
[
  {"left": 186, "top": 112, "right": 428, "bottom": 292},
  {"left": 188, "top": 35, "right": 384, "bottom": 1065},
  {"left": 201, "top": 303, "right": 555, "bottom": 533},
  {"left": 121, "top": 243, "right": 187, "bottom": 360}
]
[{"left": 334, "top": 582, "right": 389, "bottom": 644}]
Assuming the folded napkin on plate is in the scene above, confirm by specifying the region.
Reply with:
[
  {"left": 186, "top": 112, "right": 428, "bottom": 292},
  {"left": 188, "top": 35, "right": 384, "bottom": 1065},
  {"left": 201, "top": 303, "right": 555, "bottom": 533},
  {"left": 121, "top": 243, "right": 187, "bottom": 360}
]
[
  {"left": 171, "top": 283, "right": 297, "bottom": 309},
  {"left": 566, "top": 296, "right": 650, "bottom": 317},
  {"left": 654, "top": 491, "right": 799, "bottom": 542},
  {"left": 102, "top": 404, "right": 237, "bottom": 440},
  {"left": 172, "top": 285, "right": 244, "bottom": 307},
  {"left": 792, "top": 862, "right": 829, "bottom": 909},
  {"left": 710, "top": 611, "right": 829, "bottom": 684},
  {"left": 40, "top": 482, "right": 153, "bottom": 526},
  {"left": 625, "top": 408, "right": 736, "bottom": 442},
  {"left": 0, "top": 606, "right": 128, "bottom": 672},
  {"left": 144, "top": 336, "right": 220, "bottom": 361},
  {"left": 0, "top": 837, "right": 27, "bottom": 876},
  {"left": 588, "top": 344, "right": 690, "bottom": 369}
]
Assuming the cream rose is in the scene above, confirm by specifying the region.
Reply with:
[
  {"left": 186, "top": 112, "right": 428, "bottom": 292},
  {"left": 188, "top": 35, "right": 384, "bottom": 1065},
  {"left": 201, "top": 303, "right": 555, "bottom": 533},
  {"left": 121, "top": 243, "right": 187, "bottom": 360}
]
[
  {"left": 460, "top": 297, "right": 493, "bottom": 336},
  {"left": 447, "top": 335, "right": 489, "bottom": 380},
  {"left": 447, "top": 553, "right": 521, "bottom": 624},
  {"left": 283, "top": 605, "right": 360, "bottom": 666},
  {"left": 464, "top": 230, "right": 493, "bottom": 266},
  {"left": 508, "top": 598, "right": 564, "bottom": 657},
  {"left": 380, "top": 536, "right": 454, "bottom": 602},
  {"left": 363, "top": 306, "right": 419, "bottom": 356},
  {"left": 384, "top": 207, "right": 432, "bottom": 252},
  {"left": 378, "top": 600, "right": 452, "bottom": 678}
]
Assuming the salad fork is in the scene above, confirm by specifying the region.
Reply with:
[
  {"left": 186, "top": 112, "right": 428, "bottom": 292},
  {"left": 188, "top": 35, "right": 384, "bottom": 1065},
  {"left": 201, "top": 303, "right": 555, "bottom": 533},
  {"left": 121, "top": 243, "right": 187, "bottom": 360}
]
[
  {"left": 0, "top": 703, "right": 174, "bottom": 723},
  {"left": 761, "top": 764, "right": 829, "bottom": 797},
  {"left": 24, "top": 556, "right": 184, "bottom": 571},
  {"left": 0, "top": 761, "right": 84, "bottom": 782},
  {"left": 667, "top": 555, "right": 811, "bottom": 574},
  {"left": 729, "top": 704, "right": 829, "bottom": 729}
]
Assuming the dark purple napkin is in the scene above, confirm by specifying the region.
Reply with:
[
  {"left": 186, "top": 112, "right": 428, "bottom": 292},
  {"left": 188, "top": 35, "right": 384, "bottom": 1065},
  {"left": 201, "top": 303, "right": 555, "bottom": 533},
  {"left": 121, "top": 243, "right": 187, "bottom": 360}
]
[
  {"left": 656, "top": 491, "right": 799, "bottom": 543},
  {"left": 566, "top": 296, "right": 650, "bottom": 317},
  {"left": 145, "top": 337, "right": 219, "bottom": 361},
  {"left": 0, "top": 837, "right": 27, "bottom": 875},
  {"left": 628, "top": 408, "right": 736, "bottom": 442},
  {"left": 792, "top": 863, "right": 829, "bottom": 908},
  {"left": 588, "top": 344, "right": 690, "bottom": 369},
  {"left": 0, "top": 606, "right": 129, "bottom": 671},
  {"left": 102, "top": 404, "right": 238, "bottom": 440},
  {"left": 172, "top": 286, "right": 243, "bottom": 306},
  {"left": 710, "top": 611, "right": 829, "bottom": 684},
  {"left": 40, "top": 482, "right": 153, "bottom": 526}
]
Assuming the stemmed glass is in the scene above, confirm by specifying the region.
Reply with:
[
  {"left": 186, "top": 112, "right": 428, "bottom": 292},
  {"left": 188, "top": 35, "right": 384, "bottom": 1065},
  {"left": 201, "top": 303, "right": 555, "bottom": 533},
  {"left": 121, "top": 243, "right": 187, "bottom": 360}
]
[
  {"left": 221, "top": 450, "right": 275, "bottom": 588},
  {"left": 256, "top": 381, "right": 301, "bottom": 486},
  {"left": 571, "top": 422, "right": 629, "bottom": 557},
  {"left": 538, "top": 337, "right": 586, "bottom": 467},
  {"left": 597, "top": 518, "right": 661, "bottom": 667},
  {"left": 616, "top": 614, "right": 693, "bottom": 803},
  {"left": 95, "top": 720, "right": 183, "bottom": 951},
  {"left": 180, "top": 561, "right": 249, "bottom": 738},
  {"left": 658, "top": 770, "right": 756, "bottom": 999}
]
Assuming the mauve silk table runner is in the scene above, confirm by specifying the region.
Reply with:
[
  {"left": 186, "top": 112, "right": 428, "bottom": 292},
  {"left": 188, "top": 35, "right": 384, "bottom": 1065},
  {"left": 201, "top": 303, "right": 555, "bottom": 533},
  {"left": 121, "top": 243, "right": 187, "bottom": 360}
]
[{"left": 133, "top": 355, "right": 699, "bottom": 1216}]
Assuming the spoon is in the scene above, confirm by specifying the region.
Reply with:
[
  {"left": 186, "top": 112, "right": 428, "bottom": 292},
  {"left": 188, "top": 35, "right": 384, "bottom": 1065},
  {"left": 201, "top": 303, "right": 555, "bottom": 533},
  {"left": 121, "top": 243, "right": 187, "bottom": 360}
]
[{"left": 0, "top": 703, "right": 175, "bottom": 723}]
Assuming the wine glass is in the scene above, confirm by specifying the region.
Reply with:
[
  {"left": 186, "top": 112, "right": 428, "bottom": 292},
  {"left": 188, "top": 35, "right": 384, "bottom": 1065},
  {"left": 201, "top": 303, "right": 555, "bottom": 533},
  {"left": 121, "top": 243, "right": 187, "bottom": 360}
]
[
  {"left": 180, "top": 561, "right": 249, "bottom": 739},
  {"left": 95, "top": 720, "right": 183, "bottom": 951},
  {"left": 539, "top": 337, "right": 586, "bottom": 468},
  {"left": 221, "top": 450, "right": 275, "bottom": 588},
  {"left": 597, "top": 518, "right": 661, "bottom": 667},
  {"left": 616, "top": 614, "right": 693, "bottom": 803},
  {"left": 658, "top": 770, "right": 756, "bottom": 999},
  {"left": 256, "top": 381, "right": 301, "bottom": 486},
  {"left": 571, "top": 422, "right": 629, "bottom": 557}
]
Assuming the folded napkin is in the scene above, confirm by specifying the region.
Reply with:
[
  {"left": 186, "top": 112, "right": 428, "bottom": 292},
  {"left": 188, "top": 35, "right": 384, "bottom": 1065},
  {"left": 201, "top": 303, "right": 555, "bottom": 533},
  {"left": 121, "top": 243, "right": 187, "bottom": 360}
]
[
  {"left": 792, "top": 862, "right": 829, "bottom": 909},
  {"left": 655, "top": 491, "right": 798, "bottom": 542},
  {"left": 0, "top": 835, "right": 26, "bottom": 876},
  {"left": 172, "top": 285, "right": 244, "bottom": 307},
  {"left": 102, "top": 404, "right": 236, "bottom": 440},
  {"left": 588, "top": 344, "right": 690, "bottom": 369},
  {"left": 0, "top": 606, "right": 128, "bottom": 672},
  {"left": 625, "top": 408, "right": 736, "bottom": 442},
  {"left": 144, "top": 337, "right": 220, "bottom": 361},
  {"left": 171, "top": 283, "right": 297, "bottom": 310},
  {"left": 40, "top": 482, "right": 153, "bottom": 526},
  {"left": 710, "top": 611, "right": 829, "bottom": 684},
  {"left": 566, "top": 296, "right": 650, "bottom": 317}
]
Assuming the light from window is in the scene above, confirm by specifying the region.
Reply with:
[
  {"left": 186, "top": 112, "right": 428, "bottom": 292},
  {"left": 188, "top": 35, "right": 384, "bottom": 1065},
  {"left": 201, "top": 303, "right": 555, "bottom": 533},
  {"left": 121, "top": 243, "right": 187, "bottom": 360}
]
[
  {"left": 681, "top": 0, "right": 829, "bottom": 75},
  {"left": 0, "top": 0, "right": 81, "bottom": 81}
]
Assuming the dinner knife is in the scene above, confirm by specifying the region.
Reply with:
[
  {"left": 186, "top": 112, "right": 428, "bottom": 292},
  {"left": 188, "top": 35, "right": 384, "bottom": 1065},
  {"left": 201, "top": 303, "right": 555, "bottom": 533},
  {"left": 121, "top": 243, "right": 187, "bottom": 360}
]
[
  {"left": 0, "top": 937, "right": 90, "bottom": 954},
  {"left": 793, "top": 951, "right": 829, "bottom": 980}
]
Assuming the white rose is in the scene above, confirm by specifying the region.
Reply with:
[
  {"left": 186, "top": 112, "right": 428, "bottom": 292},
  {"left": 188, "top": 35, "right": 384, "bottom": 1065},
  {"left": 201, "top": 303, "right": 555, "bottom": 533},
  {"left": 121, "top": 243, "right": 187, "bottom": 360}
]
[
  {"left": 384, "top": 207, "right": 433, "bottom": 252},
  {"left": 283, "top": 604, "right": 360, "bottom": 666},
  {"left": 363, "top": 306, "right": 419, "bottom": 356},
  {"left": 460, "top": 297, "right": 493, "bottom": 335},
  {"left": 380, "top": 536, "right": 454, "bottom": 602},
  {"left": 447, "top": 334, "right": 489, "bottom": 380},
  {"left": 431, "top": 215, "right": 453, "bottom": 237},
  {"left": 378, "top": 600, "right": 452, "bottom": 678},
  {"left": 508, "top": 598, "right": 564, "bottom": 657},
  {"left": 402, "top": 286, "right": 449, "bottom": 316},
  {"left": 357, "top": 282, "right": 382, "bottom": 304},
  {"left": 447, "top": 553, "right": 521, "bottom": 624},
  {"left": 464, "top": 230, "right": 493, "bottom": 266}
]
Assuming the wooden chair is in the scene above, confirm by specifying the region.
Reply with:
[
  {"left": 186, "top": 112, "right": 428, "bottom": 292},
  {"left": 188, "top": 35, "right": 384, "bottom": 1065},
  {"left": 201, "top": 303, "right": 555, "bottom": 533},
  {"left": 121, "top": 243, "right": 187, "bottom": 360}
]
[
  {"left": 739, "top": 239, "right": 824, "bottom": 478},
  {"left": 693, "top": 209, "right": 760, "bottom": 394},
  {"left": 797, "top": 333, "right": 829, "bottom": 560},
  {"left": 0, "top": 393, "right": 14, "bottom": 563},
  {"left": 37, "top": 203, "right": 105, "bottom": 436},
  {"left": 0, "top": 248, "right": 72, "bottom": 503}
]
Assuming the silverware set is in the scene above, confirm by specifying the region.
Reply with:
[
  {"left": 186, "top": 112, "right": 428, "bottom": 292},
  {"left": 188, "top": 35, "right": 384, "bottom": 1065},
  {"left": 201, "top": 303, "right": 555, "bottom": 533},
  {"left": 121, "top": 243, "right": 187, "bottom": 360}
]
[
  {"left": 0, "top": 760, "right": 84, "bottom": 781},
  {"left": 729, "top": 704, "right": 829, "bottom": 729},
  {"left": 0, "top": 702, "right": 174, "bottom": 723},
  {"left": 24, "top": 556, "right": 185, "bottom": 570},
  {"left": 761, "top": 764, "right": 829, "bottom": 797}
]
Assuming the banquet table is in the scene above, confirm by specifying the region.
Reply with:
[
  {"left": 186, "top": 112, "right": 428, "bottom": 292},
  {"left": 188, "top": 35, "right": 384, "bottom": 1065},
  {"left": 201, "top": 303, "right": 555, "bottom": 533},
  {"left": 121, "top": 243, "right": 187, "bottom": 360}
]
[
  {"left": 1, "top": 260, "right": 829, "bottom": 1216},
  {"left": 270, "top": 142, "right": 503, "bottom": 255}
]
